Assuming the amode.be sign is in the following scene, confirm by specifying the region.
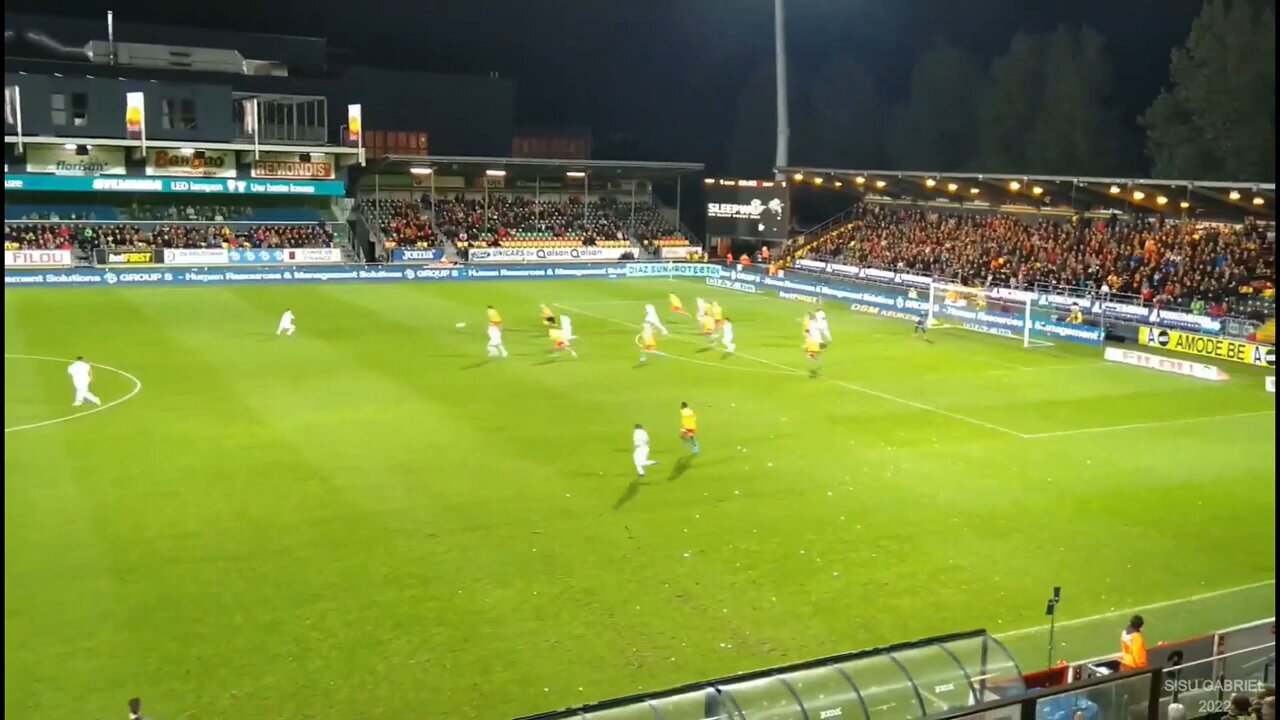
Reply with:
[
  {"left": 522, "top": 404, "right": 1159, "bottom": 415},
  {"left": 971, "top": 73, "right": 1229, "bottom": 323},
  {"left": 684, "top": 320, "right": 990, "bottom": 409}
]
[{"left": 1103, "top": 347, "right": 1229, "bottom": 382}]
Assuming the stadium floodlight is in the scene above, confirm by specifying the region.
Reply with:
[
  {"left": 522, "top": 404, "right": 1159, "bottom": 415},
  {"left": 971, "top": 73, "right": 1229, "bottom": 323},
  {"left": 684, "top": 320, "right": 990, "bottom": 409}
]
[
  {"left": 1180, "top": 200, "right": 1191, "bottom": 209},
  {"left": 1253, "top": 196, "right": 1266, "bottom": 206},
  {"left": 946, "top": 182, "right": 959, "bottom": 192},
  {"left": 1008, "top": 180, "right": 1021, "bottom": 191},
  {"left": 855, "top": 175, "right": 866, "bottom": 185},
  {"left": 704, "top": 178, "right": 715, "bottom": 184},
  {"left": 1109, "top": 185, "right": 1122, "bottom": 194},
  {"left": 813, "top": 177, "right": 824, "bottom": 184},
  {"left": 874, "top": 180, "right": 886, "bottom": 189},
  {"left": 969, "top": 187, "right": 980, "bottom": 195},
  {"left": 566, "top": 171, "right": 587, "bottom": 178},
  {"left": 408, "top": 167, "right": 433, "bottom": 175},
  {"left": 179, "top": 147, "right": 195, "bottom": 155},
  {"left": 833, "top": 181, "right": 843, "bottom": 188},
  {"left": 1132, "top": 190, "right": 1146, "bottom": 201},
  {"left": 925, "top": 178, "right": 937, "bottom": 188},
  {"left": 1031, "top": 185, "right": 1044, "bottom": 196},
  {"left": 1156, "top": 195, "right": 1169, "bottom": 205},
  {"left": 62, "top": 142, "right": 76, "bottom": 150},
  {"left": 793, "top": 172, "right": 804, "bottom": 181},
  {"left": 1229, "top": 190, "right": 1242, "bottom": 200},
  {"left": 486, "top": 169, "right": 507, "bottom": 177}
]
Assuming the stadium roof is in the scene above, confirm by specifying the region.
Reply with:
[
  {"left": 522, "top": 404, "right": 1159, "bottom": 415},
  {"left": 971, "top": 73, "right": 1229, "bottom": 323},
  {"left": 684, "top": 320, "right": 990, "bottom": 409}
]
[
  {"left": 369, "top": 154, "right": 703, "bottom": 181},
  {"left": 779, "top": 166, "right": 1276, "bottom": 219}
]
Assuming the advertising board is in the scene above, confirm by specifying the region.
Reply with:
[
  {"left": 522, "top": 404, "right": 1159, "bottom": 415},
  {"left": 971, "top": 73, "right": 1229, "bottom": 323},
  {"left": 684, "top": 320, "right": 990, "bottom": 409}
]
[
  {"left": 1138, "top": 327, "right": 1275, "bottom": 368},
  {"left": 705, "top": 181, "right": 788, "bottom": 240},
  {"left": 163, "top": 248, "right": 229, "bottom": 266},
  {"left": 145, "top": 149, "right": 236, "bottom": 178},
  {"left": 5, "top": 249, "right": 73, "bottom": 267},
  {"left": 468, "top": 247, "right": 629, "bottom": 263},
  {"left": 1103, "top": 347, "right": 1230, "bottom": 382},
  {"left": 659, "top": 246, "right": 699, "bottom": 260},
  {"left": 25, "top": 145, "right": 127, "bottom": 175},
  {"left": 250, "top": 152, "right": 336, "bottom": 180},
  {"left": 96, "top": 249, "right": 157, "bottom": 265},
  {"left": 3, "top": 174, "right": 345, "bottom": 196}
]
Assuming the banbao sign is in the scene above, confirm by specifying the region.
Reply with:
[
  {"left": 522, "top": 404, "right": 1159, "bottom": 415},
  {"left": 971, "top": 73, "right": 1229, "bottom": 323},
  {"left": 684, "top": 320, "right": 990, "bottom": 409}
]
[
  {"left": 146, "top": 149, "right": 236, "bottom": 178},
  {"left": 250, "top": 153, "right": 335, "bottom": 180}
]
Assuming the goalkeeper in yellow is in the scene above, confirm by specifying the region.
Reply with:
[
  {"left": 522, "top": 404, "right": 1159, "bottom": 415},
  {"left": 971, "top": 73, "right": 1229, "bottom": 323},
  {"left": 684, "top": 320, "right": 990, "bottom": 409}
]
[{"left": 805, "top": 318, "right": 824, "bottom": 377}]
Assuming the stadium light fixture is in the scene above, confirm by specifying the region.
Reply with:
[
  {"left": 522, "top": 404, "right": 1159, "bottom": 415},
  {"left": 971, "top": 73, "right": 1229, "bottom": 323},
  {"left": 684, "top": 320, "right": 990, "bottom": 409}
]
[
  {"left": 1109, "top": 185, "right": 1122, "bottom": 194},
  {"left": 1229, "top": 190, "right": 1242, "bottom": 200},
  {"left": 925, "top": 178, "right": 937, "bottom": 188},
  {"left": 1031, "top": 185, "right": 1044, "bottom": 196},
  {"left": 874, "top": 180, "right": 887, "bottom": 189},
  {"left": 63, "top": 142, "right": 77, "bottom": 150},
  {"left": 855, "top": 175, "right": 866, "bottom": 185},
  {"left": 408, "top": 167, "right": 433, "bottom": 175},
  {"left": 813, "top": 177, "right": 824, "bottom": 184},
  {"left": 179, "top": 147, "right": 195, "bottom": 155},
  {"left": 793, "top": 173, "right": 804, "bottom": 181},
  {"left": 1253, "top": 196, "right": 1266, "bottom": 206},
  {"left": 703, "top": 178, "right": 714, "bottom": 184},
  {"left": 1179, "top": 200, "right": 1191, "bottom": 209},
  {"left": 1008, "top": 180, "right": 1021, "bottom": 191},
  {"left": 565, "top": 171, "right": 587, "bottom": 178},
  {"left": 1132, "top": 190, "right": 1146, "bottom": 201},
  {"left": 946, "top": 182, "right": 959, "bottom": 193},
  {"left": 834, "top": 181, "right": 843, "bottom": 188},
  {"left": 1156, "top": 195, "right": 1168, "bottom": 205},
  {"left": 969, "top": 187, "right": 980, "bottom": 195},
  {"left": 486, "top": 169, "right": 507, "bottom": 177}
]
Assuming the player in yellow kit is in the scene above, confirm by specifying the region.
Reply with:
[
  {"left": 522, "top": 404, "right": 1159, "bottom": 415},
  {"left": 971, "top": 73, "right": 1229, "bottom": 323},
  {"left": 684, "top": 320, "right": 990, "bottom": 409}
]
[
  {"left": 540, "top": 303, "right": 556, "bottom": 327},
  {"left": 639, "top": 322, "right": 658, "bottom": 363},
  {"left": 487, "top": 305, "right": 502, "bottom": 326},
  {"left": 669, "top": 293, "right": 688, "bottom": 316},
  {"left": 710, "top": 301, "right": 724, "bottom": 330},
  {"left": 549, "top": 324, "right": 578, "bottom": 358},
  {"left": 679, "top": 401, "right": 700, "bottom": 455},
  {"left": 804, "top": 333, "right": 823, "bottom": 377},
  {"left": 699, "top": 313, "right": 717, "bottom": 343}
]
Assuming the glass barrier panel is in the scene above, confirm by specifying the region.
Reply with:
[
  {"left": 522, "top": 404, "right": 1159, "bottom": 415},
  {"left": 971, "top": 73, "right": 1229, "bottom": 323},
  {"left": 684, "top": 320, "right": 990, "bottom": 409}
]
[
  {"left": 889, "top": 645, "right": 977, "bottom": 714},
  {"left": 587, "top": 703, "right": 657, "bottom": 720},
  {"left": 718, "top": 675, "right": 803, "bottom": 720},
  {"left": 649, "top": 688, "right": 735, "bottom": 720},
  {"left": 1034, "top": 673, "right": 1153, "bottom": 720},
  {"left": 939, "top": 636, "right": 1027, "bottom": 703},
  {"left": 784, "top": 665, "right": 868, "bottom": 720},
  {"left": 838, "top": 654, "right": 924, "bottom": 720}
]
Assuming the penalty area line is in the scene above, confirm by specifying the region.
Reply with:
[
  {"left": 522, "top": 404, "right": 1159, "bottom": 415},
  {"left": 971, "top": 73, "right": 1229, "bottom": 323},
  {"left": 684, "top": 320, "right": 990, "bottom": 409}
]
[
  {"left": 4, "top": 354, "right": 143, "bottom": 433},
  {"left": 995, "top": 579, "right": 1276, "bottom": 639},
  {"left": 558, "top": 302, "right": 1027, "bottom": 438},
  {"left": 1021, "top": 410, "right": 1275, "bottom": 439}
]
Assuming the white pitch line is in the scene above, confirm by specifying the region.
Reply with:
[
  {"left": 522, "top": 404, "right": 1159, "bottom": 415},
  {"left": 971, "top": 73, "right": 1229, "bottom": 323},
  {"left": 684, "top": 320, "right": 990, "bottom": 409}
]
[
  {"left": 1021, "top": 410, "right": 1276, "bottom": 439},
  {"left": 995, "top": 579, "right": 1276, "bottom": 639},
  {"left": 558, "top": 302, "right": 1028, "bottom": 438},
  {"left": 4, "top": 354, "right": 143, "bottom": 433}
]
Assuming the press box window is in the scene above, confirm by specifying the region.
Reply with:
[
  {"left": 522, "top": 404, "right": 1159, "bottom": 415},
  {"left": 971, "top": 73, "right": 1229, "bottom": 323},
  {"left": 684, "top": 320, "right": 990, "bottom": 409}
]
[
  {"left": 51, "top": 92, "right": 88, "bottom": 126},
  {"left": 161, "top": 98, "right": 198, "bottom": 130}
]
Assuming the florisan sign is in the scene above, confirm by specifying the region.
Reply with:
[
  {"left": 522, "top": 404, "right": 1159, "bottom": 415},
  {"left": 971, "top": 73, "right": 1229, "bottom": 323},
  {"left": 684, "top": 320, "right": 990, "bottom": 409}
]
[
  {"left": 250, "top": 152, "right": 335, "bottom": 180},
  {"left": 145, "top": 149, "right": 236, "bottom": 178},
  {"left": 25, "top": 145, "right": 127, "bottom": 175}
]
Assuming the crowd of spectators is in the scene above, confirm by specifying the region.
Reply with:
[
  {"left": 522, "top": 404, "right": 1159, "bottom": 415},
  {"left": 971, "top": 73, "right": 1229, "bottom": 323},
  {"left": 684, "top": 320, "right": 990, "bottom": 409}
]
[
  {"left": 431, "top": 195, "right": 629, "bottom": 248},
  {"left": 125, "top": 203, "right": 255, "bottom": 222},
  {"left": 358, "top": 198, "right": 436, "bottom": 249},
  {"left": 799, "top": 205, "right": 1275, "bottom": 313},
  {"left": 4, "top": 222, "right": 334, "bottom": 251}
]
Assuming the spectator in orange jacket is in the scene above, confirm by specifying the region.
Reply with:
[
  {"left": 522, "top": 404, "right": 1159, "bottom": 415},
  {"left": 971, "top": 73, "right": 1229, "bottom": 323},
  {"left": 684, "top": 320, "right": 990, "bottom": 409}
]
[{"left": 1119, "top": 615, "right": 1148, "bottom": 671}]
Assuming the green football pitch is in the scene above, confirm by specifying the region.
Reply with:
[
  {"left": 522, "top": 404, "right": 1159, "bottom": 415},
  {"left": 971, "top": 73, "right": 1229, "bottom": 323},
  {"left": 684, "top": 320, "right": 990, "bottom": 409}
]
[{"left": 4, "top": 278, "right": 1275, "bottom": 720}]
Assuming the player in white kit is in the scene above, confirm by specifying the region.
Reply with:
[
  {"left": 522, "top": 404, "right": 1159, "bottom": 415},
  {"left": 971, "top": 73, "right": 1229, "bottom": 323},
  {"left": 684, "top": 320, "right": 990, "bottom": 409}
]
[
  {"left": 486, "top": 324, "right": 509, "bottom": 358},
  {"left": 643, "top": 304, "right": 669, "bottom": 335},
  {"left": 561, "top": 314, "right": 575, "bottom": 340},
  {"left": 633, "top": 423, "right": 658, "bottom": 477},
  {"left": 721, "top": 317, "right": 736, "bottom": 353},
  {"left": 67, "top": 356, "right": 102, "bottom": 407},
  {"left": 277, "top": 309, "right": 296, "bottom": 336},
  {"left": 814, "top": 308, "right": 832, "bottom": 343},
  {"left": 695, "top": 297, "right": 709, "bottom": 319}
]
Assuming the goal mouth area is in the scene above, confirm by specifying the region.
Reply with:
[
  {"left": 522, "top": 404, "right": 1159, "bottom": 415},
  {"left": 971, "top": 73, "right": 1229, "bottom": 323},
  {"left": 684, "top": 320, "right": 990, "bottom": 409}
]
[{"left": 926, "top": 284, "right": 1057, "bottom": 348}]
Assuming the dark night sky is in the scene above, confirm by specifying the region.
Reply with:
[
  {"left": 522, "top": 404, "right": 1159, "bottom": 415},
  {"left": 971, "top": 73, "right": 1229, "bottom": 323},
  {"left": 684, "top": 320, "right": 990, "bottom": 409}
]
[{"left": 7, "top": 0, "right": 1204, "bottom": 166}]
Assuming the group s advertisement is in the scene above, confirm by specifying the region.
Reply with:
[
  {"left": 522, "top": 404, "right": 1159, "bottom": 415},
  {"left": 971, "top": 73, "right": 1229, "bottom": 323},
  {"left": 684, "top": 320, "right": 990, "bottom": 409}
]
[
  {"left": 1138, "top": 327, "right": 1275, "bottom": 368},
  {"left": 145, "top": 149, "right": 236, "bottom": 178},
  {"left": 250, "top": 152, "right": 336, "bottom": 180},
  {"left": 24, "top": 145, "right": 127, "bottom": 175},
  {"left": 705, "top": 180, "right": 789, "bottom": 241},
  {"left": 468, "top": 246, "right": 630, "bottom": 263},
  {"left": 5, "top": 249, "right": 73, "bottom": 268}
]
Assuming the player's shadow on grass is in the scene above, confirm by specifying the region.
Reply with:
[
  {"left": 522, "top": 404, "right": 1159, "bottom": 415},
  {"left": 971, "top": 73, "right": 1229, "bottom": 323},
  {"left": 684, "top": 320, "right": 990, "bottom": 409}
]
[
  {"left": 667, "top": 455, "right": 693, "bottom": 482},
  {"left": 613, "top": 479, "right": 648, "bottom": 510}
]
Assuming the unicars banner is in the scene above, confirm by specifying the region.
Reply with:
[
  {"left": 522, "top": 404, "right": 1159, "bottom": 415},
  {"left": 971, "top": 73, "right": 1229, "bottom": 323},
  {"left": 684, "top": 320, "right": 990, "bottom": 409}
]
[
  {"left": 705, "top": 182, "right": 789, "bottom": 240},
  {"left": 467, "top": 247, "right": 629, "bottom": 263}
]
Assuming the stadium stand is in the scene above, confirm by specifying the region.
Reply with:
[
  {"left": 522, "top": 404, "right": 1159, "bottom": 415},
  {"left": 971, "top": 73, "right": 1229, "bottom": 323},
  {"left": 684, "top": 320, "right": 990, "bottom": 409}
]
[
  {"left": 4, "top": 222, "right": 334, "bottom": 251},
  {"left": 358, "top": 198, "right": 438, "bottom": 249},
  {"left": 796, "top": 204, "right": 1276, "bottom": 319},
  {"left": 431, "top": 195, "right": 632, "bottom": 250}
]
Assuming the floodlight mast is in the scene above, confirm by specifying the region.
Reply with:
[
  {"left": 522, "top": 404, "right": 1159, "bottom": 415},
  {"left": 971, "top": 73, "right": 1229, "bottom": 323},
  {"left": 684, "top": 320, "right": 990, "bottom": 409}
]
[{"left": 774, "top": 0, "right": 789, "bottom": 180}]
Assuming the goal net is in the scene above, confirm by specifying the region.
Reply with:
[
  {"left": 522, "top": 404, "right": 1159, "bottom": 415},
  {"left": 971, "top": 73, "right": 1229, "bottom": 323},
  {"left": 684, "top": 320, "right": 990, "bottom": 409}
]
[{"left": 927, "top": 283, "right": 1054, "bottom": 348}]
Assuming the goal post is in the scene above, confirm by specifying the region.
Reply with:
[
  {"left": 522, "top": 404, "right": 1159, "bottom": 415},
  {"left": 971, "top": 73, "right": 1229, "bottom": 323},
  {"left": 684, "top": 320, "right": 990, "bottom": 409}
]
[{"left": 927, "top": 282, "right": 1053, "bottom": 348}]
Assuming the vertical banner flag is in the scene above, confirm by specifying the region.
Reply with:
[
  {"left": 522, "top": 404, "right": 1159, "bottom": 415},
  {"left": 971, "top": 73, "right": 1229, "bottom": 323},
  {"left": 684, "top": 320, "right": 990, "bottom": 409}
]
[
  {"left": 125, "top": 91, "right": 146, "bottom": 146},
  {"left": 346, "top": 104, "right": 363, "bottom": 150},
  {"left": 4, "top": 85, "right": 21, "bottom": 152},
  {"left": 244, "top": 97, "right": 260, "bottom": 158}
]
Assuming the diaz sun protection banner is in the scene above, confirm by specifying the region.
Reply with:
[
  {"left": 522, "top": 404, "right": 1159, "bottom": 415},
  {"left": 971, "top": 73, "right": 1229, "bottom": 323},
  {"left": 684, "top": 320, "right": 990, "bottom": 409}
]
[{"left": 1138, "top": 327, "right": 1276, "bottom": 368}]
